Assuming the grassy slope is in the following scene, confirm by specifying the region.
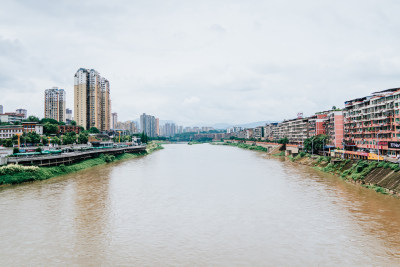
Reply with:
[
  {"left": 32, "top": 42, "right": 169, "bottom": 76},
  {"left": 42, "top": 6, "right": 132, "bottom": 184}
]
[
  {"left": 218, "top": 143, "right": 400, "bottom": 196},
  {"left": 212, "top": 142, "right": 269, "bottom": 152},
  {"left": 290, "top": 154, "right": 400, "bottom": 195}
]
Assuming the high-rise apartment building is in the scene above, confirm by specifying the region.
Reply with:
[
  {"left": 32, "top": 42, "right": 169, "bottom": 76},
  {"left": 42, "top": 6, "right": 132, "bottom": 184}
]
[
  {"left": 0, "top": 105, "right": 3, "bottom": 114},
  {"left": 155, "top": 118, "right": 160, "bottom": 136},
  {"left": 111, "top": 112, "right": 118, "bottom": 130},
  {"left": 65, "top": 108, "right": 73, "bottom": 124},
  {"left": 16, "top": 109, "right": 27, "bottom": 119},
  {"left": 44, "top": 87, "right": 66, "bottom": 122},
  {"left": 74, "top": 68, "right": 111, "bottom": 131},
  {"left": 101, "top": 77, "right": 111, "bottom": 131},
  {"left": 115, "top": 120, "right": 138, "bottom": 134},
  {"left": 140, "top": 113, "right": 157, "bottom": 137},
  {"left": 66, "top": 108, "right": 72, "bottom": 120},
  {"left": 162, "top": 122, "right": 177, "bottom": 137}
]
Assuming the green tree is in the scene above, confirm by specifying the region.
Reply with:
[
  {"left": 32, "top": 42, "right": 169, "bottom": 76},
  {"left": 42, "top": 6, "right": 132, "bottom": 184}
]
[
  {"left": 303, "top": 134, "right": 328, "bottom": 154},
  {"left": 71, "top": 120, "right": 77, "bottom": 126},
  {"left": 140, "top": 132, "right": 149, "bottom": 143},
  {"left": 42, "top": 137, "right": 48, "bottom": 145},
  {"left": 50, "top": 136, "right": 61, "bottom": 145},
  {"left": 78, "top": 132, "right": 88, "bottom": 144},
  {"left": 43, "top": 123, "right": 59, "bottom": 135},
  {"left": 277, "top": 137, "right": 289, "bottom": 144},
  {"left": 40, "top": 118, "right": 60, "bottom": 125},
  {"left": 25, "top": 132, "right": 41, "bottom": 144},
  {"left": 124, "top": 135, "right": 132, "bottom": 142},
  {"left": 3, "top": 139, "right": 13, "bottom": 147},
  {"left": 62, "top": 132, "right": 77, "bottom": 145},
  {"left": 12, "top": 134, "right": 20, "bottom": 145},
  {"left": 89, "top": 127, "right": 100, "bottom": 134},
  {"left": 26, "top": 116, "right": 40, "bottom": 122}
]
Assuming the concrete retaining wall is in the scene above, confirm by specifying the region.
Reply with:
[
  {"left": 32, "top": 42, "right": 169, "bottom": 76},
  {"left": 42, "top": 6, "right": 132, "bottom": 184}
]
[{"left": 0, "top": 157, "right": 7, "bottom": 166}]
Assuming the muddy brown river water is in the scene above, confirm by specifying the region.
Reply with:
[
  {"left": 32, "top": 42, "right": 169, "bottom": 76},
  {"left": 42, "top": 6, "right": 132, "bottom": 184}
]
[{"left": 1, "top": 144, "right": 400, "bottom": 266}]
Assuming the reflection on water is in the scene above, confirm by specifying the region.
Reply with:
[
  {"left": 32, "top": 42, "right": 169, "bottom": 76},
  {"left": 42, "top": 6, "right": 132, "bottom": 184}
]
[{"left": 1, "top": 144, "right": 400, "bottom": 266}]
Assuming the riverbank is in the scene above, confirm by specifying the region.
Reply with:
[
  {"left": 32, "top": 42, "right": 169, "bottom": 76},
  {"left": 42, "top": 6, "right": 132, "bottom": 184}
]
[
  {"left": 218, "top": 141, "right": 400, "bottom": 197},
  {"left": 0, "top": 142, "right": 163, "bottom": 186},
  {"left": 288, "top": 153, "right": 400, "bottom": 196},
  {"left": 211, "top": 141, "right": 269, "bottom": 152}
]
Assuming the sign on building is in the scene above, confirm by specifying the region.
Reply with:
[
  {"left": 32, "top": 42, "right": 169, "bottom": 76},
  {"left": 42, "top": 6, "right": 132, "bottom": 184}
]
[{"left": 388, "top": 142, "right": 400, "bottom": 149}]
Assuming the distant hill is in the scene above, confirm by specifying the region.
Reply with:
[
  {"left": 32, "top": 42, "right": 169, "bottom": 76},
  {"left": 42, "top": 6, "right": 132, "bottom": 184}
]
[
  {"left": 211, "top": 123, "right": 233, "bottom": 129},
  {"left": 212, "top": 121, "right": 276, "bottom": 130},
  {"left": 132, "top": 118, "right": 276, "bottom": 130}
]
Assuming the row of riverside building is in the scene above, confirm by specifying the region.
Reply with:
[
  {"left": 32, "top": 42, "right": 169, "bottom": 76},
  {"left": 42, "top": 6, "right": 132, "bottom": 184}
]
[{"left": 227, "top": 87, "right": 400, "bottom": 158}]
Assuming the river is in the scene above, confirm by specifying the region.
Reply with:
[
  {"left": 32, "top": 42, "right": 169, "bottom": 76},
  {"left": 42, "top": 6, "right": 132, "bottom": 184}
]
[{"left": 1, "top": 144, "right": 400, "bottom": 266}]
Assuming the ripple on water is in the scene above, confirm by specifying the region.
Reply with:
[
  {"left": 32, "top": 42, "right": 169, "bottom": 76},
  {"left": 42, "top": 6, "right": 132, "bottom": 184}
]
[{"left": 0, "top": 144, "right": 400, "bottom": 266}]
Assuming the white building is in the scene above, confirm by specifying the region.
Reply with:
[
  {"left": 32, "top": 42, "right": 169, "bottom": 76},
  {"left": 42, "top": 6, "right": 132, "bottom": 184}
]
[
  {"left": 44, "top": 87, "right": 66, "bottom": 122},
  {"left": 0, "top": 122, "right": 43, "bottom": 139},
  {"left": 16, "top": 109, "right": 27, "bottom": 119}
]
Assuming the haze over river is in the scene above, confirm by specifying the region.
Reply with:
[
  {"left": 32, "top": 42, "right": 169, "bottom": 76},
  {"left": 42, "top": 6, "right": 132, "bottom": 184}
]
[{"left": 1, "top": 144, "right": 400, "bottom": 266}]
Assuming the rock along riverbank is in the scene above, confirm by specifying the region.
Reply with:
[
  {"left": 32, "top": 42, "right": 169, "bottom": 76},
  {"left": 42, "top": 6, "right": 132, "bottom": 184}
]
[{"left": 0, "top": 142, "right": 163, "bottom": 187}]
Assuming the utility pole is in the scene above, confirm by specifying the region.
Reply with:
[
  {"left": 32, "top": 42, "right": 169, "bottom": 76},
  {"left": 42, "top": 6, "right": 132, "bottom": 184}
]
[
  {"left": 311, "top": 138, "right": 314, "bottom": 156},
  {"left": 342, "top": 141, "right": 345, "bottom": 159},
  {"left": 377, "top": 132, "right": 380, "bottom": 162}
]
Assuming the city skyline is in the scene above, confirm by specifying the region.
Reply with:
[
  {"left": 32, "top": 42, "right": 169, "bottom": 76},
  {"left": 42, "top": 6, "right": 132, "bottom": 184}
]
[{"left": 2, "top": 1, "right": 400, "bottom": 125}]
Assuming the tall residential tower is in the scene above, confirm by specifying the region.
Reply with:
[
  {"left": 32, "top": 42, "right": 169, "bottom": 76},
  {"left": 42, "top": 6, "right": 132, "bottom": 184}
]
[
  {"left": 74, "top": 68, "right": 111, "bottom": 131},
  {"left": 111, "top": 112, "right": 118, "bottom": 130},
  {"left": 44, "top": 87, "right": 66, "bottom": 122},
  {"left": 140, "top": 113, "right": 157, "bottom": 137}
]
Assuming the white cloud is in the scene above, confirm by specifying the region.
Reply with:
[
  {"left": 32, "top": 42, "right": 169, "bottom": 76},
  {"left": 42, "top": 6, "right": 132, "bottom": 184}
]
[
  {"left": 1, "top": 0, "right": 400, "bottom": 125},
  {"left": 183, "top": 96, "right": 200, "bottom": 105}
]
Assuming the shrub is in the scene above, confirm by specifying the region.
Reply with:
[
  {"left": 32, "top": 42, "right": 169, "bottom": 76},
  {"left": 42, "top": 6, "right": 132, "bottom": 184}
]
[
  {"left": 0, "top": 164, "right": 39, "bottom": 175},
  {"left": 375, "top": 187, "right": 387, "bottom": 194},
  {"left": 299, "top": 151, "right": 306, "bottom": 158},
  {"left": 59, "top": 164, "right": 66, "bottom": 172},
  {"left": 377, "top": 161, "right": 386, "bottom": 168},
  {"left": 355, "top": 161, "right": 369, "bottom": 173},
  {"left": 104, "top": 154, "right": 115, "bottom": 163},
  {"left": 13, "top": 147, "right": 19, "bottom": 154},
  {"left": 323, "top": 163, "right": 335, "bottom": 172}
]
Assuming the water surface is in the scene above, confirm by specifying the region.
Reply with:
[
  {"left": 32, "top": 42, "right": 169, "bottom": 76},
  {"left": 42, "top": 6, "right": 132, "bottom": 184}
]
[{"left": 1, "top": 144, "right": 400, "bottom": 266}]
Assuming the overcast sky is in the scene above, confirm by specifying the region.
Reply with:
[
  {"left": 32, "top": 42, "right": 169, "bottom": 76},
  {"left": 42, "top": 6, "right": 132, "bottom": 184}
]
[{"left": 1, "top": 0, "right": 400, "bottom": 126}]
